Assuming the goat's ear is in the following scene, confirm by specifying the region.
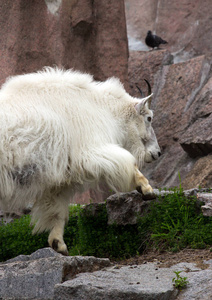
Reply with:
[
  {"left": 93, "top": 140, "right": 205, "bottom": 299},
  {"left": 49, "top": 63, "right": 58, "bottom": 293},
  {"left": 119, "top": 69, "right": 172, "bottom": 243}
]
[
  {"left": 134, "top": 94, "right": 153, "bottom": 114},
  {"left": 135, "top": 99, "right": 147, "bottom": 114}
]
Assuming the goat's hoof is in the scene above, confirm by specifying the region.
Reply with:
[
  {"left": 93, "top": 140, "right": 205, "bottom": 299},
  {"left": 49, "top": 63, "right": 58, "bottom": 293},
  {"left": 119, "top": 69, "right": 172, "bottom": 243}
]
[
  {"left": 58, "top": 249, "right": 69, "bottom": 256},
  {"left": 51, "top": 239, "right": 69, "bottom": 256},
  {"left": 136, "top": 186, "right": 156, "bottom": 201},
  {"left": 136, "top": 186, "right": 142, "bottom": 194},
  {"left": 142, "top": 192, "right": 156, "bottom": 201}
]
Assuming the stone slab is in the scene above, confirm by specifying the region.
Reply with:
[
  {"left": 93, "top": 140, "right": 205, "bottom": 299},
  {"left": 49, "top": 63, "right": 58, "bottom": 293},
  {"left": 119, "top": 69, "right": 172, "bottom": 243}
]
[
  {"left": 0, "top": 248, "right": 111, "bottom": 300},
  {"left": 54, "top": 263, "right": 178, "bottom": 300},
  {"left": 197, "top": 193, "right": 212, "bottom": 216}
]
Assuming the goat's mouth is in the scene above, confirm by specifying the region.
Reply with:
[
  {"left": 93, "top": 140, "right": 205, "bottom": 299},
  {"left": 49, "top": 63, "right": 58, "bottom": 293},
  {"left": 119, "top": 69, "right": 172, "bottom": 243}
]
[
  {"left": 151, "top": 151, "right": 161, "bottom": 160},
  {"left": 144, "top": 152, "right": 161, "bottom": 163},
  {"left": 151, "top": 153, "right": 157, "bottom": 160},
  {"left": 144, "top": 151, "right": 161, "bottom": 164}
]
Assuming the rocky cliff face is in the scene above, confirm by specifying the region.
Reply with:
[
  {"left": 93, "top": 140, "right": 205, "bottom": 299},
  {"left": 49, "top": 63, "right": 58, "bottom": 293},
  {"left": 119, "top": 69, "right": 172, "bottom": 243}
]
[
  {"left": 126, "top": 0, "right": 212, "bottom": 190},
  {"left": 0, "top": 0, "right": 128, "bottom": 86},
  {"left": 129, "top": 50, "right": 212, "bottom": 190},
  {"left": 125, "top": 0, "right": 212, "bottom": 63}
]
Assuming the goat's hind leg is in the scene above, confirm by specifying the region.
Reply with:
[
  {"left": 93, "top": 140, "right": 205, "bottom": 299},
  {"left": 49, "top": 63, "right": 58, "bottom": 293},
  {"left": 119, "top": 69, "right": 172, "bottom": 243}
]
[
  {"left": 31, "top": 189, "right": 70, "bottom": 256},
  {"left": 48, "top": 217, "right": 68, "bottom": 256}
]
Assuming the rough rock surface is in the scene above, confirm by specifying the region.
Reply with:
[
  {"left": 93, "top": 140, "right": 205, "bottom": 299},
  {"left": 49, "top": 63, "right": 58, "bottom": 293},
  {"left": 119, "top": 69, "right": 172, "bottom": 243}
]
[
  {"left": 179, "top": 77, "right": 212, "bottom": 159},
  {"left": 106, "top": 191, "right": 151, "bottom": 225},
  {"left": 0, "top": 0, "right": 128, "bottom": 86},
  {"left": 105, "top": 188, "right": 211, "bottom": 226},
  {"left": 175, "top": 261, "right": 212, "bottom": 300},
  {"left": 54, "top": 263, "right": 178, "bottom": 300},
  {"left": 197, "top": 193, "right": 212, "bottom": 217},
  {"left": 125, "top": 0, "right": 212, "bottom": 63},
  {"left": 74, "top": 189, "right": 174, "bottom": 227},
  {"left": 0, "top": 248, "right": 111, "bottom": 300},
  {"left": 128, "top": 50, "right": 173, "bottom": 96},
  {"left": 1, "top": 248, "right": 212, "bottom": 300},
  {"left": 128, "top": 49, "right": 212, "bottom": 190},
  {"left": 126, "top": 0, "right": 212, "bottom": 191},
  {"left": 181, "top": 155, "right": 212, "bottom": 189}
]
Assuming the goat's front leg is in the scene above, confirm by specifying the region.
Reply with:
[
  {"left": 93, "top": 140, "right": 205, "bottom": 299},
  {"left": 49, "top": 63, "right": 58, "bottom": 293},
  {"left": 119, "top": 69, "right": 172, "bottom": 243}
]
[{"left": 134, "top": 166, "right": 156, "bottom": 200}]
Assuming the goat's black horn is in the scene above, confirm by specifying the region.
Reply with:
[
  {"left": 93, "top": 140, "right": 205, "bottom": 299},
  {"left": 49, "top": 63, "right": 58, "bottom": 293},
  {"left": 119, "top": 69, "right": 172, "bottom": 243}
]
[
  {"left": 144, "top": 79, "right": 152, "bottom": 107},
  {"left": 144, "top": 79, "right": 151, "bottom": 96},
  {"left": 136, "top": 85, "right": 144, "bottom": 98}
]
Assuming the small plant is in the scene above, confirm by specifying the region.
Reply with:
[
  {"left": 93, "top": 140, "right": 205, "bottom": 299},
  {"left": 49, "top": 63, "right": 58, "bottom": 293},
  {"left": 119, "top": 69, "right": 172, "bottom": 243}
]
[{"left": 172, "top": 271, "right": 189, "bottom": 290}]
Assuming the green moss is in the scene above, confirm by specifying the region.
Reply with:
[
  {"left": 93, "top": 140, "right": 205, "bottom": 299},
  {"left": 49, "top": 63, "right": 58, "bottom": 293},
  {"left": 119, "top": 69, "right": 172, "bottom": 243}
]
[
  {"left": 1, "top": 188, "right": 212, "bottom": 262},
  {"left": 69, "top": 205, "right": 141, "bottom": 258},
  {"left": 0, "top": 215, "right": 48, "bottom": 261}
]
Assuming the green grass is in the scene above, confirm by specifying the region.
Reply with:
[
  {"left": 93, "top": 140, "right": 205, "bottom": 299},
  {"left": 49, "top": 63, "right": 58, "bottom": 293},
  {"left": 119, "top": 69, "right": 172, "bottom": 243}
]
[
  {"left": 139, "top": 188, "right": 212, "bottom": 252},
  {"left": 1, "top": 188, "right": 212, "bottom": 262}
]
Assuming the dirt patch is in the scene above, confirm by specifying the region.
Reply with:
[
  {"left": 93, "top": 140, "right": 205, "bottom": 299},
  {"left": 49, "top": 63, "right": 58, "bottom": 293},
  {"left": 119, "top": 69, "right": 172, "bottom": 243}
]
[{"left": 113, "top": 248, "right": 212, "bottom": 269}]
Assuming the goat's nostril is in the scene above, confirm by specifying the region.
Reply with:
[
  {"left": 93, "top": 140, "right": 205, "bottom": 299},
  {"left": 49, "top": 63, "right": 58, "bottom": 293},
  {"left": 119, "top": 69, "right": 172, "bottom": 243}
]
[{"left": 158, "top": 152, "right": 161, "bottom": 157}]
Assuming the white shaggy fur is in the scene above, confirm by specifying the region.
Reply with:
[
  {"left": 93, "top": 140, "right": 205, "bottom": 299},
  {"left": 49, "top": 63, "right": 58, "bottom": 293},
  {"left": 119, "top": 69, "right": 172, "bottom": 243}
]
[{"left": 0, "top": 67, "right": 160, "bottom": 254}]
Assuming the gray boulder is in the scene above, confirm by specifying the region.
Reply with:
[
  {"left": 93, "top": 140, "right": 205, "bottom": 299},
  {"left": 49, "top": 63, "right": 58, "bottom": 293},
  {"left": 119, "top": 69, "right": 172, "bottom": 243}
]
[
  {"left": 105, "top": 189, "right": 201, "bottom": 226},
  {"left": 106, "top": 190, "right": 151, "bottom": 225},
  {"left": 0, "top": 248, "right": 110, "bottom": 300},
  {"left": 171, "top": 261, "right": 212, "bottom": 300},
  {"left": 197, "top": 193, "right": 212, "bottom": 216},
  {"left": 54, "top": 263, "right": 178, "bottom": 300},
  {"left": 1, "top": 248, "right": 212, "bottom": 300},
  {"left": 54, "top": 260, "right": 212, "bottom": 300}
]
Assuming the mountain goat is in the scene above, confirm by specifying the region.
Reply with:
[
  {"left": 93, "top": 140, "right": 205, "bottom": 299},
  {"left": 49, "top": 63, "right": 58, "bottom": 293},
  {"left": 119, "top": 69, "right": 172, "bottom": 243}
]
[{"left": 0, "top": 67, "right": 161, "bottom": 255}]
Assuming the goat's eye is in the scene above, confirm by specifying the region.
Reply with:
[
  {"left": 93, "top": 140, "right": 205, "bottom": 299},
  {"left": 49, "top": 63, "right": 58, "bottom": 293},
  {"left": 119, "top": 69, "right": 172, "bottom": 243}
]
[{"left": 147, "top": 116, "right": 152, "bottom": 122}]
